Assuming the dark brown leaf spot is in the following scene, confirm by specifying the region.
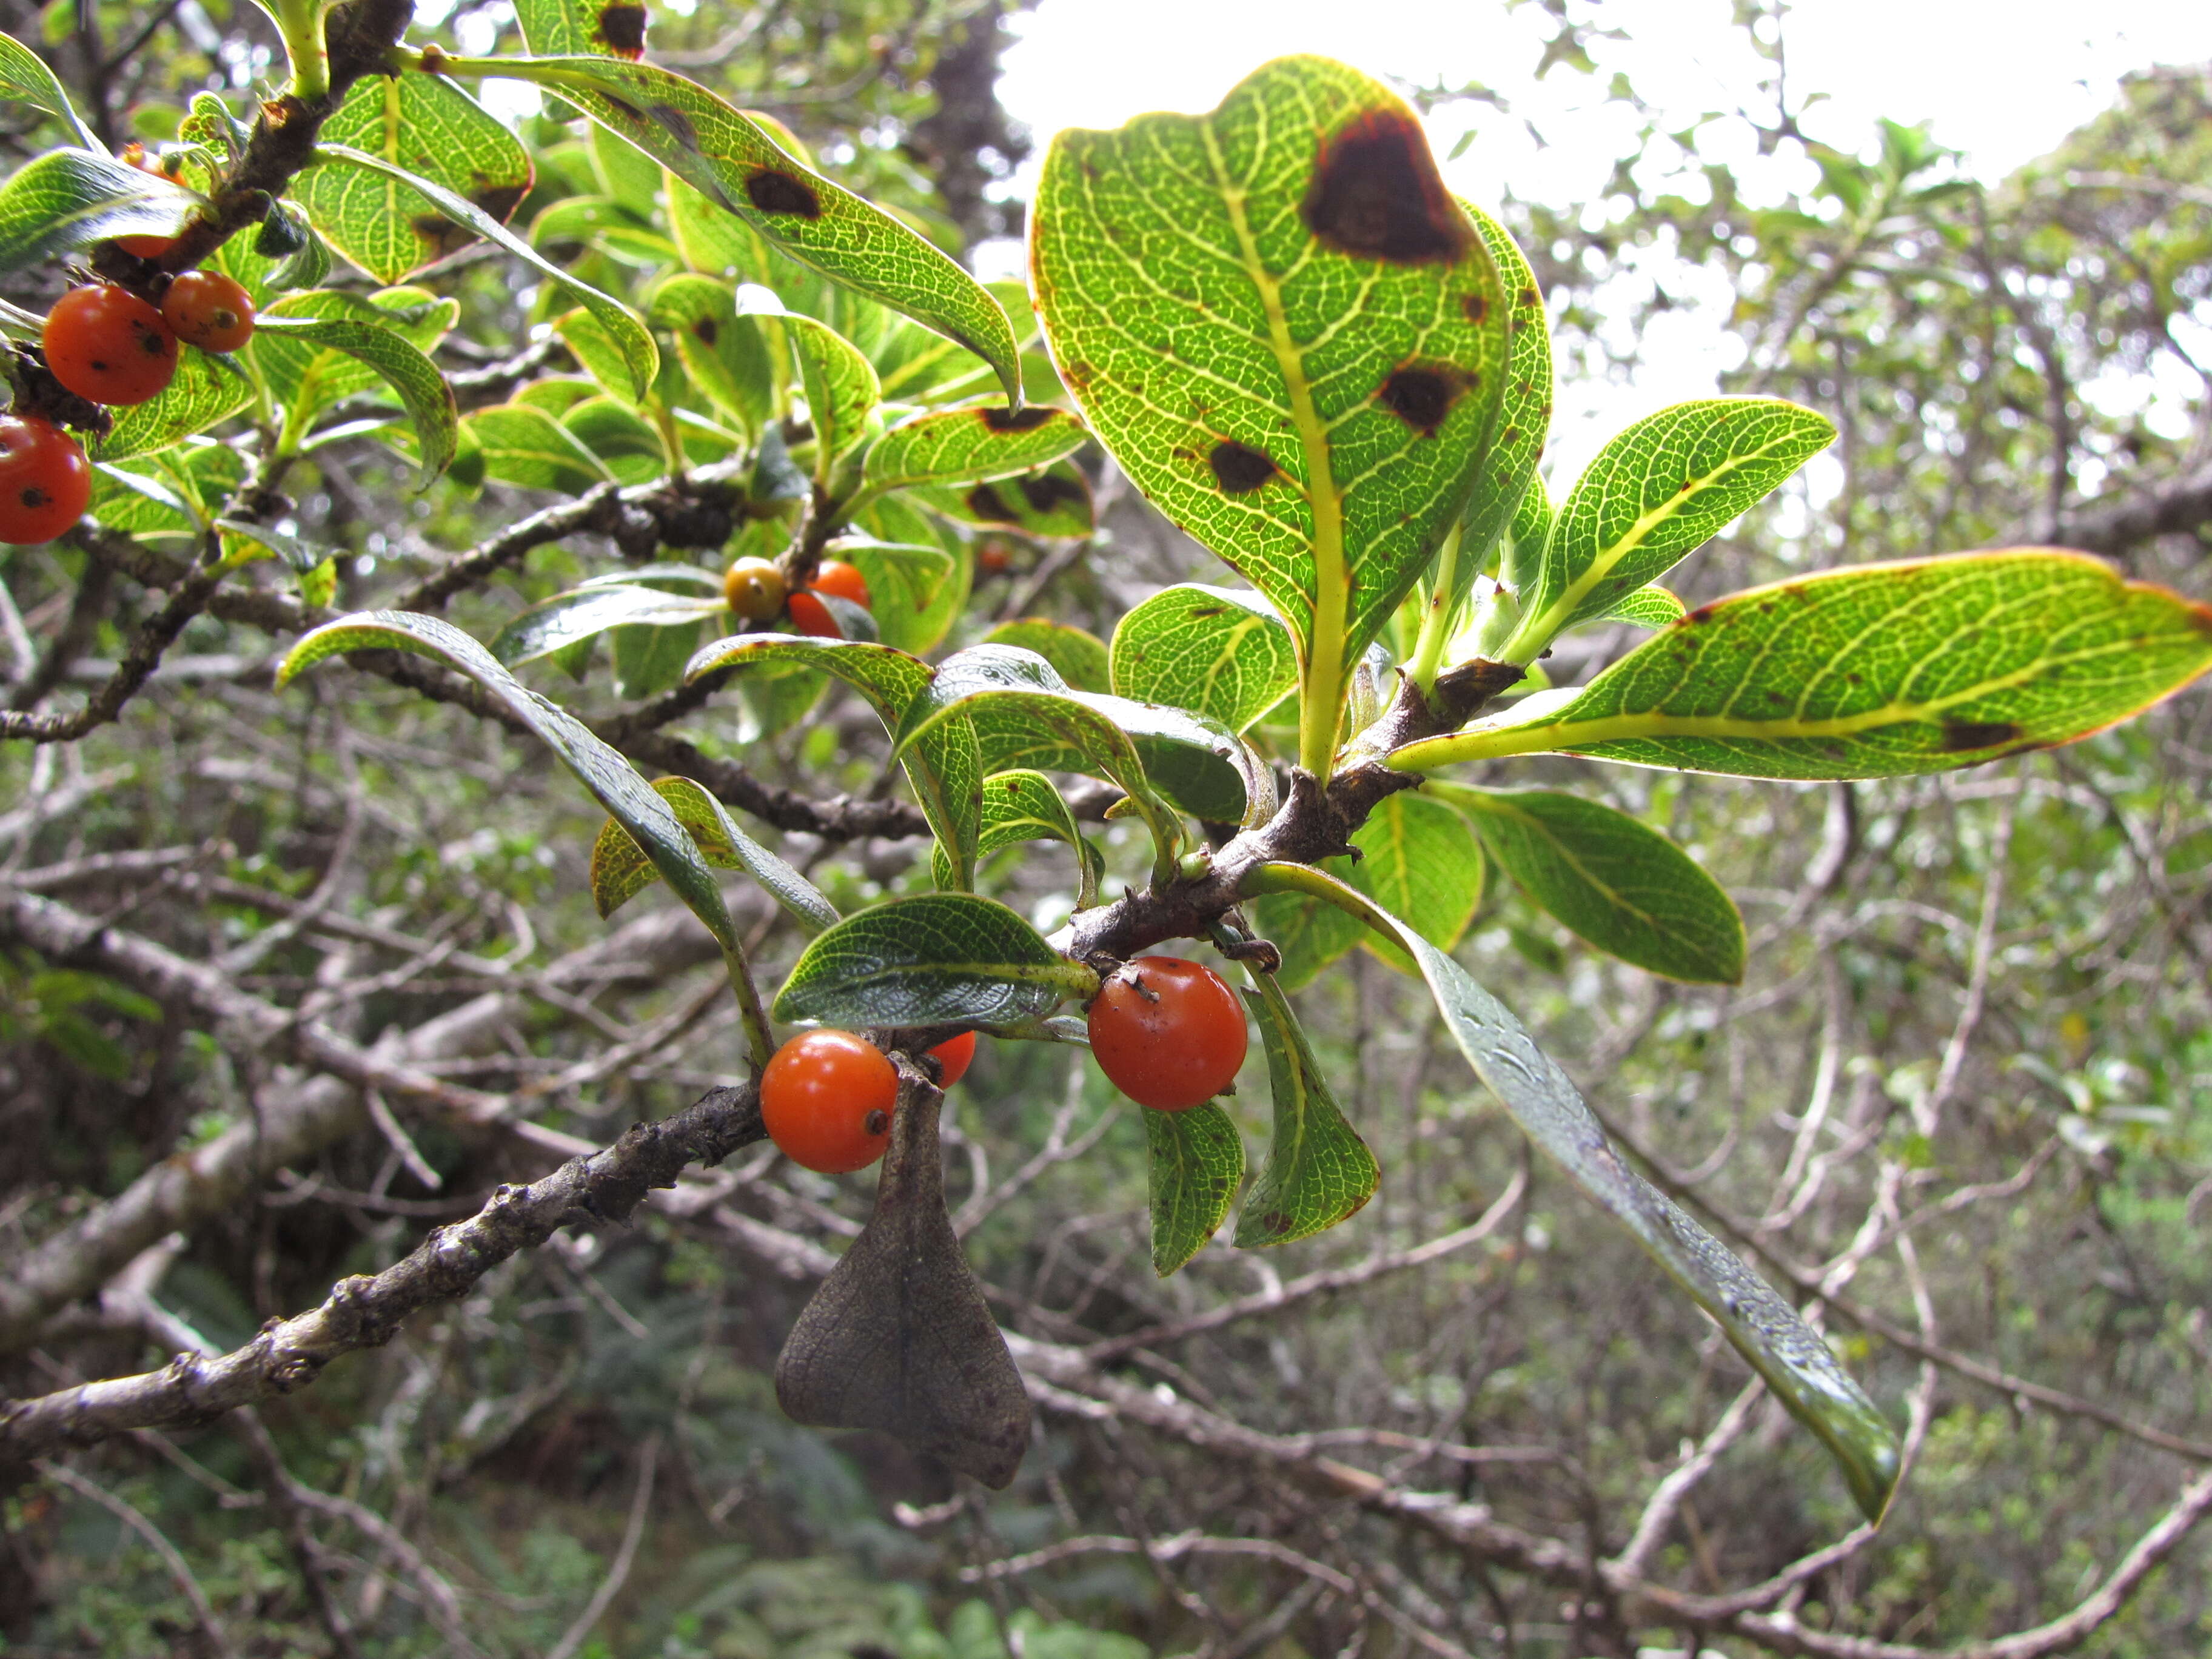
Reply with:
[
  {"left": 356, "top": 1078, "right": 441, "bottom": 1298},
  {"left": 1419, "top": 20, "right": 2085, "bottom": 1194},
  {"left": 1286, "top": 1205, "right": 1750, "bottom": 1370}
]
[
  {"left": 1208, "top": 440, "right": 1276, "bottom": 494},
  {"left": 1375, "top": 363, "right": 1471, "bottom": 437},
  {"left": 980, "top": 405, "right": 1054, "bottom": 432},
  {"left": 1018, "top": 471, "right": 1089, "bottom": 514},
  {"left": 592, "top": 1, "right": 647, "bottom": 58},
  {"left": 746, "top": 169, "right": 821, "bottom": 218},
  {"left": 469, "top": 181, "right": 528, "bottom": 229},
  {"left": 1302, "top": 108, "right": 1471, "bottom": 264},
  {"left": 966, "top": 483, "right": 1013, "bottom": 523},
  {"left": 1518, "top": 286, "right": 1539, "bottom": 309},
  {"left": 411, "top": 213, "right": 475, "bottom": 260},
  {"left": 600, "top": 95, "right": 647, "bottom": 126},
  {"left": 1686, "top": 603, "right": 1718, "bottom": 624},
  {"left": 1940, "top": 720, "right": 2023, "bottom": 752},
  {"left": 1463, "top": 293, "right": 1489, "bottom": 324},
  {"left": 691, "top": 316, "right": 718, "bottom": 344},
  {"left": 649, "top": 102, "right": 700, "bottom": 152}
]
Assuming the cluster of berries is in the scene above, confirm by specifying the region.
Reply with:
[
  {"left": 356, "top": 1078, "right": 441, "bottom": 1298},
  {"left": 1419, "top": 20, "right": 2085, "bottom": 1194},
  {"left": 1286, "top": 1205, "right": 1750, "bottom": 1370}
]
[
  {"left": 1, "top": 152, "right": 258, "bottom": 546},
  {"left": 722, "top": 553, "right": 873, "bottom": 638},
  {"left": 762, "top": 956, "right": 1247, "bottom": 1175}
]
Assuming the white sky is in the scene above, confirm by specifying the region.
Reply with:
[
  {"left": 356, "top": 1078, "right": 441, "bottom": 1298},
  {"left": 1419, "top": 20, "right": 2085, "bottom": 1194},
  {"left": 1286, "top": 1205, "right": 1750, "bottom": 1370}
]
[{"left": 987, "top": 0, "right": 2212, "bottom": 478}]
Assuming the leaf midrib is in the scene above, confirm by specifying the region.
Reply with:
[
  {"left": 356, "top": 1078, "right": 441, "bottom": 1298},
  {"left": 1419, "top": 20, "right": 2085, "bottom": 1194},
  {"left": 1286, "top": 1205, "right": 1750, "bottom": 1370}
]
[{"left": 1198, "top": 121, "right": 1345, "bottom": 779}]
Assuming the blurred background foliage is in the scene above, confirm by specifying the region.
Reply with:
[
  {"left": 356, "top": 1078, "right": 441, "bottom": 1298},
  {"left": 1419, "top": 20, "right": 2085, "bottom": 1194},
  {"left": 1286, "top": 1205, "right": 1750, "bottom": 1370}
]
[{"left": 0, "top": 0, "right": 2208, "bottom": 1653}]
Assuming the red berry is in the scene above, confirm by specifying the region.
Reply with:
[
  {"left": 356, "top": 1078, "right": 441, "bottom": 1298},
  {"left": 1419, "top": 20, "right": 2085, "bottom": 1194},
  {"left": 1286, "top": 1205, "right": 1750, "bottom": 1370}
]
[
  {"left": 0, "top": 416, "right": 91, "bottom": 545},
  {"left": 931, "top": 1031, "right": 977, "bottom": 1088},
  {"left": 787, "top": 558, "right": 871, "bottom": 638},
  {"left": 976, "top": 541, "right": 1012, "bottom": 574},
  {"left": 1086, "top": 956, "right": 1248, "bottom": 1111},
  {"left": 42, "top": 284, "right": 176, "bottom": 406},
  {"left": 161, "top": 270, "right": 255, "bottom": 353},
  {"left": 760, "top": 1028, "right": 899, "bottom": 1173},
  {"left": 113, "top": 235, "right": 175, "bottom": 260}
]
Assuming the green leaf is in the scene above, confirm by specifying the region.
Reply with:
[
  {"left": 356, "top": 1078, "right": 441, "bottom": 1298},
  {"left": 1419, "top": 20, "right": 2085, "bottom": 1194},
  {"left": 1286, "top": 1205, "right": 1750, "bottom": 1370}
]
[
  {"left": 1441, "top": 785, "right": 1743, "bottom": 984},
  {"left": 835, "top": 532, "right": 959, "bottom": 654},
  {"left": 95, "top": 348, "right": 252, "bottom": 462},
  {"left": 497, "top": 579, "right": 721, "bottom": 668},
  {"left": 1245, "top": 882, "right": 1363, "bottom": 993},
  {"left": 857, "top": 400, "right": 1088, "bottom": 500},
  {"left": 738, "top": 293, "right": 877, "bottom": 484},
  {"left": 1343, "top": 791, "right": 1483, "bottom": 972},
  {"left": 1595, "top": 583, "right": 1686, "bottom": 629},
  {"left": 686, "top": 632, "right": 982, "bottom": 884},
  {"left": 312, "top": 141, "right": 657, "bottom": 399},
  {"left": 0, "top": 147, "right": 198, "bottom": 272},
  {"left": 215, "top": 517, "right": 325, "bottom": 572},
  {"left": 253, "top": 305, "right": 458, "bottom": 480},
  {"left": 1503, "top": 398, "right": 1834, "bottom": 658},
  {"left": 930, "top": 769, "right": 1102, "bottom": 910},
  {"left": 511, "top": 0, "right": 647, "bottom": 57},
  {"left": 1397, "top": 551, "right": 2212, "bottom": 780},
  {"left": 609, "top": 615, "right": 698, "bottom": 697},
  {"left": 563, "top": 394, "right": 665, "bottom": 483},
  {"left": 982, "top": 617, "right": 1110, "bottom": 693},
  {"left": 1109, "top": 583, "right": 1298, "bottom": 733},
  {"left": 592, "top": 776, "right": 837, "bottom": 935},
  {"left": 1144, "top": 1102, "right": 1245, "bottom": 1276},
  {"left": 648, "top": 271, "right": 773, "bottom": 431},
  {"left": 276, "top": 611, "right": 742, "bottom": 955},
  {"left": 1453, "top": 201, "right": 1552, "bottom": 603},
  {"left": 1032, "top": 56, "right": 1512, "bottom": 764},
  {"left": 773, "top": 893, "right": 1096, "bottom": 1027},
  {"left": 0, "top": 30, "right": 101, "bottom": 149},
  {"left": 924, "top": 462, "right": 1093, "bottom": 537},
  {"left": 462, "top": 403, "right": 613, "bottom": 492},
  {"left": 1235, "top": 973, "right": 1378, "bottom": 1247},
  {"left": 290, "top": 73, "right": 532, "bottom": 284},
  {"left": 473, "top": 55, "right": 1022, "bottom": 401},
  {"left": 1242, "top": 860, "right": 1899, "bottom": 1522}
]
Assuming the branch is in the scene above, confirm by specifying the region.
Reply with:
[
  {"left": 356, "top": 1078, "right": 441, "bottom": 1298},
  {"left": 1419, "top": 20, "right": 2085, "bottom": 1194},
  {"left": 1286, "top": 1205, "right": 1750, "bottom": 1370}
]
[
  {"left": 0, "top": 560, "right": 227, "bottom": 743},
  {"left": 2059, "top": 457, "right": 2212, "bottom": 555},
  {"left": 0, "top": 1085, "right": 763, "bottom": 1457}
]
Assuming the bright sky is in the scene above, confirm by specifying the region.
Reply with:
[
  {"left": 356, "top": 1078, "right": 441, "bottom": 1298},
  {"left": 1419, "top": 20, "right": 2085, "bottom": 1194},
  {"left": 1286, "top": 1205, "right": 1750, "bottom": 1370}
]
[{"left": 987, "top": 0, "right": 2212, "bottom": 477}]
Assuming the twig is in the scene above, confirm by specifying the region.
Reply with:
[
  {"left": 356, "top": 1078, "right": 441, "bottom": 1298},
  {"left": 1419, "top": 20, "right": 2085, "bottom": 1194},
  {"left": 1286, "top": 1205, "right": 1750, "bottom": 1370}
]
[{"left": 543, "top": 1434, "right": 659, "bottom": 1659}]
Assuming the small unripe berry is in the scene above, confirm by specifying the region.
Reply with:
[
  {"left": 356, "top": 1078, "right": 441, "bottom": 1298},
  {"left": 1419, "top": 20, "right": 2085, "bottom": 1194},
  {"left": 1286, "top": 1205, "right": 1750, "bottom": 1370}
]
[{"left": 723, "top": 555, "right": 788, "bottom": 622}]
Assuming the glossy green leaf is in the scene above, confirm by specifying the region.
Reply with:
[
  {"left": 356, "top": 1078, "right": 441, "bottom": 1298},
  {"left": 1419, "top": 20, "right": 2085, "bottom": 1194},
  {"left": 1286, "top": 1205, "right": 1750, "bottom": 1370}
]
[
  {"left": 1343, "top": 791, "right": 1483, "bottom": 972},
  {"left": 924, "top": 462, "right": 1094, "bottom": 537},
  {"left": 930, "top": 769, "right": 1102, "bottom": 909},
  {"left": 563, "top": 394, "right": 665, "bottom": 482},
  {"left": 0, "top": 30, "right": 101, "bottom": 149},
  {"left": 1398, "top": 551, "right": 2212, "bottom": 780},
  {"left": 1235, "top": 973, "right": 1377, "bottom": 1247},
  {"left": 95, "top": 347, "right": 252, "bottom": 462},
  {"left": 275, "top": 611, "right": 741, "bottom": 956},
  {"left": 686, "top": 632, "right": 981, "bottom": 883},
  {"left": 253, "top": 304, "right": 458, "bottom": 480},
  {"left": 1110, "top": 583, "right": 1298, "bottom": 732},
  {"left": 462, "top": 402, "right": 612, "bottom": 492},
  {"left": 0, "top": 147, "right": 199, "bottom": 272},
  {"left": 592, "top": 776, "right": 837, "bottom": 936},
  {"left": 290, "top": 73, "right": 532, "bottom": 283},
  {"left": 1033, "top": 56, "right": 1511, "bottom": 759},
  {"left": 1501, "top": 398, "right": 1834, "bottom": 659},
  {"left": 88, "top": 463, "right": 194, "bottom": 535},
  {"left": 1595, "top": 583, "right": 1687, "bottom": 629},
  {"left": 982, "top": 617, "right": 1110, "bottom": 693},
  {"left": 1144, "top": 1102, "right": 1245, "bottom": 1276},
  {"left": 857, "top": 401, "right": 1087, "bottom": 500},
  {"left": 250, "top": 288, "right": 457, "bottom": 440},
  {"left": 773, "top": 893, "right": 1096, "bottom": 1027},
  {"left": 770, "top": 305, "right": 878, "bottom": 484},
  {"left": 1242, "top": 859, "right": 1900, "bottom": 1522},
  {"left": 313, "top": 141, "right": 657, "bottom": 398},
  {"left": 495, "top": 583, "right": 722, "bottom": 666},
  {"left": 1452, "top": 201, "right": 1552, "bottom": 601},
  {"left": 1441, "top": 784, "right": 1743, "bottom": 984},
  {"left": 467, "top": 55, "right": 1022, "bottom": 400},
  {"left": 834, "top": 533, "right": 959, "bottom": 654}
]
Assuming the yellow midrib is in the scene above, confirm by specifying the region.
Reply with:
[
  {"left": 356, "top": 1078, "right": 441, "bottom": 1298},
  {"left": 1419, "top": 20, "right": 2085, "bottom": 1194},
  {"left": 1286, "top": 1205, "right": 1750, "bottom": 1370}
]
[{"left": 1200, "top": 123, "right": 1346, "bottom": 778}]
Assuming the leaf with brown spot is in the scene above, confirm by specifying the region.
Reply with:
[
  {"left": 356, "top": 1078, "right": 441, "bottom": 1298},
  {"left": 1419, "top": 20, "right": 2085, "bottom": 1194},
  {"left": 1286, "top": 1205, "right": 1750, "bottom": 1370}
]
[
  {"left": 774, "top": 1073, "right": 1031, "bottom": 1486},
  {"left": 1397, "top": 550, "right": 2212, "bottom": 780},
  {"left": 1032, "top": 56, "right": 1510, "bottom": 775},
  {"left": 292, "top": 75, "right": 532, "bottom": 284},
  {"left": 468, "top": 54, "right": 1023, "bottom": 402}
]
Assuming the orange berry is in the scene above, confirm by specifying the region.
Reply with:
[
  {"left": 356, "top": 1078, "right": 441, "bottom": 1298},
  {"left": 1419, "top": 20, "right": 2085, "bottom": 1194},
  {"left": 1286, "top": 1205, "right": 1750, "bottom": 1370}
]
[
  {"left": 0, "top": 417, "right": 91, "bottom": 545},
  {"left": 160, "top": 269, "right": 255, "bottom": 353},
  {"left": 786, "top": 558, "right": 871, "bottom": 638},
  {"left": 1086, "top": 956, "right": 1248, "bottom": 1111},
  {"left": 42, "top": 284, "right": 176, "bottom": 406},
  {"left": 760, "top": 1029, "right": 899, "bottom": 1173}
]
